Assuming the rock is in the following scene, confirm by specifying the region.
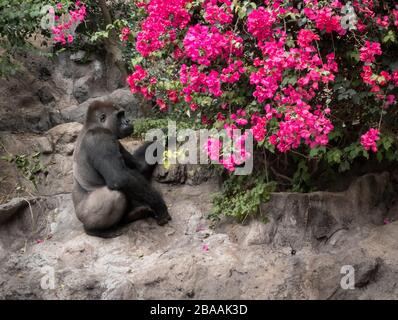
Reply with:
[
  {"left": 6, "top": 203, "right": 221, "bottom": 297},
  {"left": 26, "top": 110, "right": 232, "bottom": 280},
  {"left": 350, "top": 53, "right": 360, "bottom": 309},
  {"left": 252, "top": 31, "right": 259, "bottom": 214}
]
[
  {"left": 0, "top": 124, "right": 82, "bottom": 198},
  {"left": 70, "top": 58, "right": 108, "bottom": 103},
  {"left": 259, "top": 173, "right": 393, "bottom": 250},
  {"left": 36, "top": 85, "right": 55, "bottom": 105},
  {"left": 101, "top": 280, "right": 138, "bottom": 300},
  {"left": 153, "top": 163, "right": 216, "bottom": 185},
  {"left": 154, "top": 164, "right": 187, "bottom": 184},
  {"left": 36, "top": 136, "right": 53, "bottom": 154},
  {"left": 73, "top": 76, "right": 90, "bottom": 103},
  {"left": 46, "top": 122, "right": 81, "bottom": 154},
  {"left": 2, "top": 121, "right": 398, "bottom": 300},
  {"left": 243, "top": 220, "right": 269, "bottom": 246},
  {"left": 70, "top": 50, "right": 89, "bottom": 63},
  {"left": 153, "top": 143, "right": 217, "bottom": 185},
  {"left": 186, "top": 164, "right": 216, "bottom": 185},
  {"left": 38, "top": 66, "right": 52, "bottom": 81},
  {"left": 1, "top": 176, "right": 398, "bottom": 299},
  {"left": 60, "top": 89, "right": 142, "bottom": 124},
  {"left": 354, "top": 258, "right": 382, "bottom": 288},
  {"left": 0, "top": 198, "right": 29, "bottom": 224}
]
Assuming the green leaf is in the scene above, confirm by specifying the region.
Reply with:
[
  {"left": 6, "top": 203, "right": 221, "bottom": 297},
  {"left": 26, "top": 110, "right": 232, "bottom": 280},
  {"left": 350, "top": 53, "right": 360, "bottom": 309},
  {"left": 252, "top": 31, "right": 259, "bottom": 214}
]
[
  {"left": 309, "top": 146, "right": 326, "bottom": 158},
  {"left": 381, "top": 136, "right": 393, "bottom": 151},
  {"left": 338, "top": 161, "right": 350, "bottom": 172},
  {"left": 383, "top": 30, "right": 396, "bottom": 44},
  {"left": 326, "top": 149, "right": 342, "bottom": 164}
]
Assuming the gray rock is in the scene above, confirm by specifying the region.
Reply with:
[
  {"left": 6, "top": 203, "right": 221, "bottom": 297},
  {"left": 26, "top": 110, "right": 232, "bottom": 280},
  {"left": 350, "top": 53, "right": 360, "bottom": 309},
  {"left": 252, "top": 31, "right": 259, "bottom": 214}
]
[
  {"left": 60, "top": 89, "right": 142, "bottom": 123},
  {"left": 154, "top": 164, "right": 187, "bottom": 184},
  {"left": 258, "top": 173, "right": 393, "bottom": 250},
  {"left": 72, "top": 77, "right": 90, "bottom": 103},
  {"left": 186, "top": 164, "right": 216, "bottom": 185},
  {"left": 36, "top": 136, "right": 53, "bottom": 154},
  {"left": 70, "top": 50, "right": 88, "bottom": 63},
  {"left": 37, "top": 86, "right": 55, "bottom": 105},
  {"left": 0, "top": 198, "right": 29, "bottom": 224}
]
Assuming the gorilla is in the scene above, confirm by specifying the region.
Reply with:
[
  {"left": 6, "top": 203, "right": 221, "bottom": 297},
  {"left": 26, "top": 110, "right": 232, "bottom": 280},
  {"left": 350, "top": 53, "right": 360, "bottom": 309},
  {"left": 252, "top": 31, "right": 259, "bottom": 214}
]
[{"left": 72, "top": 100, "right": 171, "bottom": 237}]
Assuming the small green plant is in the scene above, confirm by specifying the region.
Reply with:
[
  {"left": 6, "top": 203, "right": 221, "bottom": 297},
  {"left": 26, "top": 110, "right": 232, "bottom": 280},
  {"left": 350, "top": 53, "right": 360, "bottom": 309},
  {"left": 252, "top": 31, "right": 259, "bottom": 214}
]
[
  {"left": 132, "top": 117, "right": 199, "bottom": 139},
  {"left": 212, "top": 174, "right": 277, "bottom": 222},
  {"left": 291, "top": 159, "right": 311, "bottom": 192},
  {"left": 1, "top": 151, "right": 45, "bottom": 188}
]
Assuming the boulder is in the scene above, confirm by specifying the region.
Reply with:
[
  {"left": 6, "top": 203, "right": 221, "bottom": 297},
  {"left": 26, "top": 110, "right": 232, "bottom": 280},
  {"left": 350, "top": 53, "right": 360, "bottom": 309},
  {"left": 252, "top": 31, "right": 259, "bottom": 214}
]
[
  {"left": 255, "top": 172, "right": 395, "bottom": 250},
  {"left": 0, "top": 198, "right": 29, "bottom": 224},
  {"left": 60, "top": 89, "right": 142, "bottom": 124}
]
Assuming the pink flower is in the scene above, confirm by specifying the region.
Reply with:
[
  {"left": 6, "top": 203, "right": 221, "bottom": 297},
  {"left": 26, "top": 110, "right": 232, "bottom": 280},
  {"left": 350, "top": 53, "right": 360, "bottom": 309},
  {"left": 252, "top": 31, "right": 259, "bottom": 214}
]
[
  {"left": 189, "top": 103, "right": 198, "bottom": 111},
  {"left": 385, "top": 95, "right": 396, "bottom": 107},
  {"left": 393, "top": 10, "right": 398, "bottom": 28},
  {"left": 202, "top": 244, "right": 209, "bottom": 252},
  {"left": 391, "top": 71, "right": 398, "bottom": 87},
  {"left": 359, "top": 41, "right": 382, "bottom": 63},
  {"left": 205, "top": 138, "right": 222, "bottom": 161},
  {"left": 167, "top": 90, "right": 179, "bottom": 103},
  {"left": 67, "top": 34, "right": 74, "bottom": 43},
  {"left": 121, "top": 27, "right": 131, "bottom": 41},
  {"left": 220, "top": 154, "right": 236, "bottom": 172},
  {"left": 136, "top": 0, "right": 192, "bottom": 56},
  {"left": 127, "top": 65, "right": 148, "bottom": 94},
  {"left": 183, "top": 24, "right": 241, "bottom": 66},
  {"left": 360, "top": 128, "right": 380, "bottom": 153},
  {"left": 304, "top": 7, "right": 345, "bottom": 35},
  {"left": 156, "top": 99, "right": 168, "bottom": 112},
  {"left": 52, "top": 1, "right": 87, "bottom": 45},
  {"left": 250, "top": 115, "right": 267, "bottom": 142},
  {"left": 204, "top": 0, "right": 233, "bottom": 25},
  {"left": 247, "top": 7, "right": 277, "bottom": 42},
  {"left": 297, "top": 29, "right": 320, "bottom": 47}
]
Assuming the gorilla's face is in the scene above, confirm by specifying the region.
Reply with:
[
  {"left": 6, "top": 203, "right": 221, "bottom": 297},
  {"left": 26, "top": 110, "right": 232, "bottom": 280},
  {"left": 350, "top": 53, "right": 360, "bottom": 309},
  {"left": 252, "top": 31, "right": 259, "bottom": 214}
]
[
  {"left": 113, "top": 109, "right": 134, "bottom": 139},
  {"left": 98, "top": 105, "right": 133, "bottom": 139}
]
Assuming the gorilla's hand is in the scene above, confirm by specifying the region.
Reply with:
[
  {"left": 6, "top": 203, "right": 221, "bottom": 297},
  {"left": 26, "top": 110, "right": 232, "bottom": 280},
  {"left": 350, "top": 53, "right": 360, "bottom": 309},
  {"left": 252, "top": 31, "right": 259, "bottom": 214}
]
[{"left": 153, "top": 209, "right": 172, "bottom": 226}]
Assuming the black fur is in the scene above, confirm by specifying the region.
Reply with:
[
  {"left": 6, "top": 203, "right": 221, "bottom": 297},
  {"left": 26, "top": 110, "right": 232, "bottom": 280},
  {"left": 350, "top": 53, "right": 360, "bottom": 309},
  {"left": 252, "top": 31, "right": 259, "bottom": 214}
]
[{"left": 72, "top": 101, "right": 170, "bottom": 237}]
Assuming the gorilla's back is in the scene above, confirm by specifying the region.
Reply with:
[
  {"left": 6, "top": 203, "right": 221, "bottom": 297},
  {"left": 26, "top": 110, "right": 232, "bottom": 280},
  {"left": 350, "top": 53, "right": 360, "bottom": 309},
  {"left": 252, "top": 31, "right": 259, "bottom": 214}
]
[{"left": 73, "top": 128, "right": 106, "bottom": 192}]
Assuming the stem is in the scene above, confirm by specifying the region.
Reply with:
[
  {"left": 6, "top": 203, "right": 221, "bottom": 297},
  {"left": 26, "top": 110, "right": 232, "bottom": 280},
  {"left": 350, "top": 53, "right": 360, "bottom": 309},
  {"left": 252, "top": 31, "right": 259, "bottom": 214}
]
[
  {"left": 378, "top": 107, "right": 383, "bottom": 130},
  {"left": 263, "top": 150, "right": 269, "bottom": 183},
  {"left": 96, "top": 0, "right": 127, "bottom": 87}
]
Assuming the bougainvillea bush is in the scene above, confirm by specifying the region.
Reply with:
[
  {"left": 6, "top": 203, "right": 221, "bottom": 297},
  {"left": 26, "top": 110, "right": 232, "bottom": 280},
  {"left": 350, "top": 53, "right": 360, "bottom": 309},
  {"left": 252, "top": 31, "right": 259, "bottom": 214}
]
[
  {"left": 122, "top": 0, "right": 398, "bottom": 185},
  {"left": 30, "top": 0, "right": 398, "bottom": 218}
]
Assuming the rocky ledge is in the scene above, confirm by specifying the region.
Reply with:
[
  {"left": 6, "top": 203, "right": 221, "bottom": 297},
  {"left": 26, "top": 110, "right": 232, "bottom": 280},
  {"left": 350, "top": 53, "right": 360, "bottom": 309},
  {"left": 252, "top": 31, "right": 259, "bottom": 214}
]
[{"left": 1, "top": 123, "right": 398, "bottom": 299}]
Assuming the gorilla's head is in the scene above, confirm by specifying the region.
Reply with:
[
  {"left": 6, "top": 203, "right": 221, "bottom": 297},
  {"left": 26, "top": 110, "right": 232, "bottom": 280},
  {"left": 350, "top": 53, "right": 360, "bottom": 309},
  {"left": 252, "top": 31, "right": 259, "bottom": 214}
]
[{"left": 86, "top": 101, "right": 133, "bottom": 139}]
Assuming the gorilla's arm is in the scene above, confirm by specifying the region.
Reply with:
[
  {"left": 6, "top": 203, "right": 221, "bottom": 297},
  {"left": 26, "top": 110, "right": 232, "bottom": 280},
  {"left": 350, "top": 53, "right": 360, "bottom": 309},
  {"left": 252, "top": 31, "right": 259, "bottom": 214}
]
[
  {"left": 120, "top": 141, "right": 163, "bottom": 180},
  {"left": 119, "top": 143, "right": 146, "bottom": 171},
  {"left": 84, "top": 129, "right": 168, "bottom": 216}
]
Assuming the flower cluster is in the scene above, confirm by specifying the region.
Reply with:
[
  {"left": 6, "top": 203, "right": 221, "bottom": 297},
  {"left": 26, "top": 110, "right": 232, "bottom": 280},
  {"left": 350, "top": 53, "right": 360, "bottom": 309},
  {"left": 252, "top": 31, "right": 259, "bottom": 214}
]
[
  {"left": 204, "top": 0, "right": 233, "bottom": 25},
  {"left": 121, "top": 27, "right": 131, "bottom": 41},
  {"left": 359, "top": 41, "right": 382, "bottom": 64},
  {"left": 122, "top": 0, "right": 398, "bottom": 171},
  {"left": 126, "top": 65, "right": 154, "bottom": 99},
  {"left": 136, "top": 0, "right": 192, "bottom": 56},
  {"left": 361, "top": 128, "right": 380, "bottom": 153},
  {"left": 183, "top": 25, "right": 242, "bottom": 66},
  {"left": 51, "top": 1, "right": 86, "bottom": 45}
]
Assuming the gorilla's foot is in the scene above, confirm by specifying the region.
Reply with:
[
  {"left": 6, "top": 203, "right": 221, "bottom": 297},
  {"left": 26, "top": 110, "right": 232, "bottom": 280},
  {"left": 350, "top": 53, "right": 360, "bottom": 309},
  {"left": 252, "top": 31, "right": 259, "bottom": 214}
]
[
  {"left": 84, "top": 226, "right": 123, "bottom": 238},
  {"left": 122, "top": 206, "right": 154, "bottom": 224},
  {"left": 155, "top": 212, "right": 172, "bottom": 226}
]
